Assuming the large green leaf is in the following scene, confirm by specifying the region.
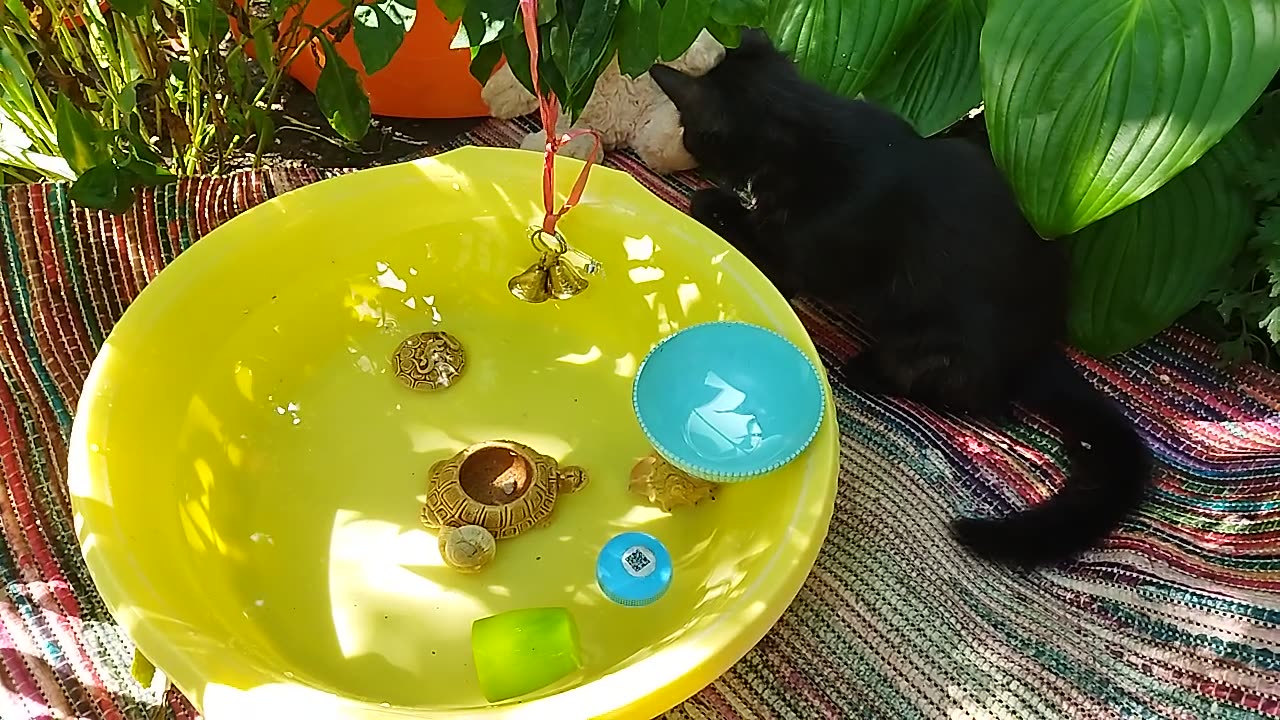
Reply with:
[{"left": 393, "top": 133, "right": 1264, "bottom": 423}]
[
  {"left": 862, "top": 0, "right": 984, "bottom": 137},
  {"left": 982, "top": 0, "right": 1280, "bottom": 238},
  {"left": 54, "top": 96, "right": 108, "bottom": 176},
  {"left": 711, "top": 0, "right": 765, "bottom": 26},
  {"left": 354, "top": 0, "right": 417, "bottom": 75},
  {"left": 315, "top": 37, "right": 371, "bottom": 142},
  {"left": 566, "top": 0, "right": 619, "bottom": 90},
  {"left": 617, "top": 0, "right": 660, "bottom": 77},
  {"left": 658, "top": 0, "right": 712, "bottom": 63},
  {"left": 766, "top": 0, "right": 932, "bottom": 98},
  {"left": 1065, "top": 133, "right": 1255, "bottom": 356},
  {"left": 451, "top": 0, "right": 520, "bottom": 49},
  {"left": 468, "top": 41, "right": 504, "bottom": 85},
  {"left": 109, "top": 0, "right": 149, "bottom": 17},
  {"left": 184, "top": 0, "right": 230, "bottom": 49},
  {"left": 70, "top": 164, "right": 135, "bottom": 214}
]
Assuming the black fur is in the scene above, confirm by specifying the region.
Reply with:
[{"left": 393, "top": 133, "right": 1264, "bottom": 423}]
[{"left": 650, "top": 30, "right": 1151, "bottom": 567}]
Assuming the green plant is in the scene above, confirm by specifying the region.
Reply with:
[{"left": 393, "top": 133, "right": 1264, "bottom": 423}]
[
  {"left": 1207, "top": 90, "right": 1280, "bottom": 365},
  {"left": 439, "top": 0, "right": 768, "bottom": 121},
  {"left": 765, "top": 0, "right": 1280, "bottom": 357},
  {"left": 0, "top": 0, "right": 415, "bottom": 210}
]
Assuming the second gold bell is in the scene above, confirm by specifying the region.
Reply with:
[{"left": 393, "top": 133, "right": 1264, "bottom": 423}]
[{"left": 509, "top": 252, "right": 590, "bottom": 303}]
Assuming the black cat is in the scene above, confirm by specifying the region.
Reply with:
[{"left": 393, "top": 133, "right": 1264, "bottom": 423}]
[{"left": 649, "top": 30, "right": 1151, "bottom": 567}]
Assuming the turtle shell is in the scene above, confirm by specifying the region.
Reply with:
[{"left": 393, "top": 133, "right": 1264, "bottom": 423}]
[{"left": 421, "top": 442, "right": 565, "bottom": 540}]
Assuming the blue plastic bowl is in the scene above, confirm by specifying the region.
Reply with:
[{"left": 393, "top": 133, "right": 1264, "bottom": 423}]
[{"left": 632, "top": 321, "right": 825, "bottom": 481}]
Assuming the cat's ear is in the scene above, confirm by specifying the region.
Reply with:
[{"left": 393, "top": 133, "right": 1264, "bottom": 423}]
[{"left": 649, "top": 65, "right": 703, "bottom": 113}]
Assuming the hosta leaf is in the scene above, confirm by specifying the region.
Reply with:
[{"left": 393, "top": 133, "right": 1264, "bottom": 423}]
[
  {"left": 354, "top": 0, "right": 417, "bottom": 75},
  {"left": 710, "top": 0, "right": 765, "bottom": 27},
  {"left": 863, "top": 0, "right": 985, "bottom": 137},
  {"left": 315, "top": 36, "right": 371, "bottom": 141},
  {"left": 766, "top": 0, "right": 931, "bottom": 98},
  {"left": 1066, "top": 133, "right": 1255, "bottom": 356},
  {"left": 982, "top": 0, "right": 1280, "bottom": 237}
]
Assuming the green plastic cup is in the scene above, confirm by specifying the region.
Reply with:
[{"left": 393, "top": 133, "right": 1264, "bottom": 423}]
[{"left": 471, "top": 607, "right": 583, "bottom": 703}]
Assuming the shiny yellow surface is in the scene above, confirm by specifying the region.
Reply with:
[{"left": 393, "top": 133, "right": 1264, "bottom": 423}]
[{"left": 68, "top": 147, "right": 838, "bottom": 719}]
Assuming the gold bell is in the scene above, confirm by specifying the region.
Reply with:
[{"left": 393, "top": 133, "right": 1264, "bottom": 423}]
[
  {"left": 508, "top": 254, "right": 553, "bottom": 303},
  {"left": 547, "top": 256, "right": 589, "bottom": 300}
]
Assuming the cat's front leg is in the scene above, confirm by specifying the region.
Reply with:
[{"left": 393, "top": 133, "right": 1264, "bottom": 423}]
[{"left": 690, "top": 187, "right": 751, "bottom": 240}]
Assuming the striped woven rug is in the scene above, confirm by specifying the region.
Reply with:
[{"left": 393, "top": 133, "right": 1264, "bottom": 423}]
[{"left": 3, "top": 117, "right": 1280, "bottom": 720}]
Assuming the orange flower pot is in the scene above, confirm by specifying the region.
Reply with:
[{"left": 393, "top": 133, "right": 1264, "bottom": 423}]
[{"left": 282, "top": 2, "right": 489, "bottom": 119}]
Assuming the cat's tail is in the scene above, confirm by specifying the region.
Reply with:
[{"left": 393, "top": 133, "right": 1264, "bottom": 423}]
[{"left": 950, "top": 352, "right": 1151, "bottom": 567}]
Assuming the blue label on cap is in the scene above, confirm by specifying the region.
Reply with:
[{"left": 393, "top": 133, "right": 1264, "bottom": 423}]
[{"left": 596, "top": 532, "right": 672, "bottom": 607}]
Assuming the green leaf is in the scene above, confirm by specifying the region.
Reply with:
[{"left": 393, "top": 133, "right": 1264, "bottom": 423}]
[
  {"left": 705, "top": 20, "right": 741, "bottom": 48},
  {"left": 109, "top": 0, "right": 149, "bottom": 18},
  {"left": 434, "top": 0, "right": 466, "bottom": 22},
  {"left": 116, "top": 81, "right": 139, "bottom": 116},
  {"left": 982, "top": 0, "right": 1280, "bottom": 238},
  {"left": 70, "top": 164, "right": 136, "bottom": 214},
  {"left": 54, "top": 96, "right": 108, "bottom": 176},
  {"left": 766, "top": 0, "right": 931, "bottom": 97},
  {"left": 617, "top": 0, "right": 661, "bottom": 77},
  {"left": 270, "top": 0, "right": 299, "bottom": 20},
  {"left": 710, "top": 0, "right": 764, "bottom": 27},
  {"left": 185, "top": 0, "right": 231, "bottom": 49},
  {"left": 658, "top": 0, "right": 712, "bottom": 63},
  {"left": 468, "top": 41, "right": 504, "bottom": 85},
  {"left": 252, "top": 23, "right": 277, "bottom": 77},
  {"left": 452, "top": 0, "right": 520, "bottom": 49},
  {"left": 355, "top": 0, "right": 417, "bottom": 75},
  {"left": 862, "top": 0, "right": 984, "bottom": 137},
  {"left": 1066, "top": 133, "right": 1256, "bottom": 356},
  {"left": 499, "top": 31, "right": 535, "bottom": 93},
  {"left": 314, "top": 36, "right": 371, "bottom": 141},
  {"left": 566, "top": 0, "right": 618, "bottom": 90},
  {"left": 538, "top": 0, "right": 557, "bottom": 24},
  {"left": 119, "top": 155, "right": 175, "bottom": 185}
]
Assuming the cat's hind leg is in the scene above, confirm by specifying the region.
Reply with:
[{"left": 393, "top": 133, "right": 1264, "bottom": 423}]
[{"left": 842, "top": 330, "right": 1010, "bottom": 416}]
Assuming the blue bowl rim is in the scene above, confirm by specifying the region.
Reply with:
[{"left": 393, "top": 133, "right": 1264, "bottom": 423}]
[{"left": 631, "top": 320, "right": 827, "bottom": 482}]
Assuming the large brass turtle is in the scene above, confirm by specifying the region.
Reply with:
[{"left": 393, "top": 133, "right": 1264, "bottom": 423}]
[{"left": 423, "top": 441, "right": 587, "bottom": 570}]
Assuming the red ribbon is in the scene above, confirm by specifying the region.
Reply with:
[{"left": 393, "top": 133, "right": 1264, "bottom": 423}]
[{"left": 519, "top": 0, "right": 602, "bottom": 235}]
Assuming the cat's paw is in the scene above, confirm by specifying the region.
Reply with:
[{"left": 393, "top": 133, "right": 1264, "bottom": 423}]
[
  {"left": 839, "top": 353, "right": 891, "bottom": 396},
  {"left": 689, "top": 187, "right": 747, "bottom": 230}
]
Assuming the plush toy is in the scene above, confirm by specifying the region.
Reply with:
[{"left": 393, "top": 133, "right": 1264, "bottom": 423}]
[{"left": 481, "top": 31, "right": 725, "bottom": 174}]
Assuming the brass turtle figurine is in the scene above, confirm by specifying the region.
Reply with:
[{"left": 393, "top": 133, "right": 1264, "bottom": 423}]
[
  {"left": 393, "top": 331, "right": 465, "bottom": 391},
  {"left": 422, "top": 441, "right": 588, "bottom": 571},
  {"left": 629, "top": 454, "right": 717, "bottom": 512}
]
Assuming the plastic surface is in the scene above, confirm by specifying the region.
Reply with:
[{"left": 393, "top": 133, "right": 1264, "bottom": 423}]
[
  {"left": 633, "top": 321, "right": 825, "bottom": 480},
  {"left": 596, "top": 533, "right": 673, "bottom": 607},
  {"left": 471, "top": 608, "right": 582, "bottom": 702},
  {"left": 68, "top": 147, "right": 838, "bottom": 719}
]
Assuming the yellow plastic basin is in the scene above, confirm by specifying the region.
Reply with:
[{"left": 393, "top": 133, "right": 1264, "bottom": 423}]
[{"left": 69, "top": 147, "right": 838, "bottom": 719}]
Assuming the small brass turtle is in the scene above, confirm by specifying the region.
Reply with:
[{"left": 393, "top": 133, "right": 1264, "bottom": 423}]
[
  {"left": 422, "top": 441, "right": 587, "bottom": 570},
  {"left": 629, "top": 454, "right": 717, "bottom": 512},
  {"left": 438, "top": 525, "right": 497, "bottom": 573},
  {"left": 393, "top": 331, "right": 465, "bottom": 391}
]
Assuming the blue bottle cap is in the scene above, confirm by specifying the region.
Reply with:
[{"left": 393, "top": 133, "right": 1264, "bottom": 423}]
[{"left": 596, "top": 532, "right": 673, "bottom": 607}]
